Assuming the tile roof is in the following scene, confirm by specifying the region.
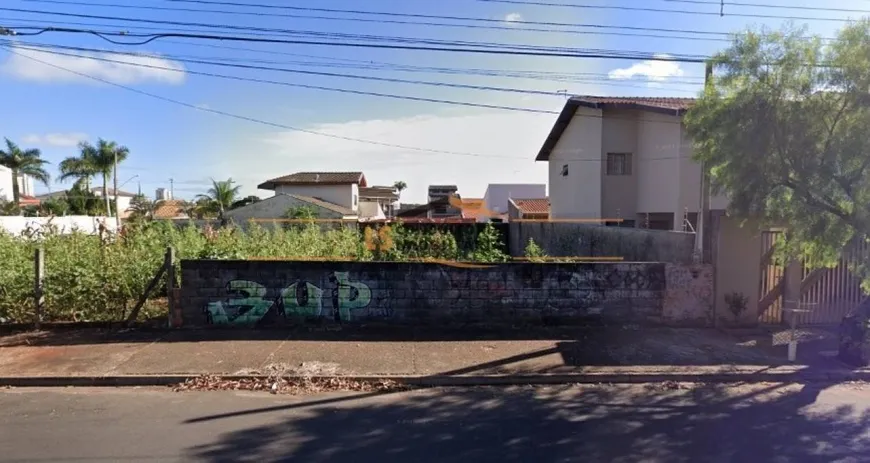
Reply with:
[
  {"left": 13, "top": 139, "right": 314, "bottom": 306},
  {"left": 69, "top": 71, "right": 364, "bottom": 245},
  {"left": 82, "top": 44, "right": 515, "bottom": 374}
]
[
  {"left": 571, "top": 96, "right": 695, "bottom": 112},
  {"left": 285, "top": 194, "right": 356, "bottom": 216},
  {"left": 536, "top": 96, "right": 697, "bottom": 161},
  {"left": 258, "top": 172, "right": 367, "bottom": 190},
  {"left": 152, "top": 199, "right": 188, "bottom": 219},
  {"left": 359, "top": 186, "right": 399, "bottom": 201},
  {"left": 510, "top": 198, "right": 550, "bottom": 215},
  {"left": 18, "top": 195, "right": 40, "bottom": 207}
]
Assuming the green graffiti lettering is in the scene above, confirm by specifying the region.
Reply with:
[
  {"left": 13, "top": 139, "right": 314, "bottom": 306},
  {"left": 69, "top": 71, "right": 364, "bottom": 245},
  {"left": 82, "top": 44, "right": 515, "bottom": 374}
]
[
  {"left": 205, "top": 280, "right": 274, "bottom": 325},
  {"left": 281, "top": 281, "right": 324, "bottom": 318},
  {"left": 332, "top": 272, "right": 372, "bottom": 322}
]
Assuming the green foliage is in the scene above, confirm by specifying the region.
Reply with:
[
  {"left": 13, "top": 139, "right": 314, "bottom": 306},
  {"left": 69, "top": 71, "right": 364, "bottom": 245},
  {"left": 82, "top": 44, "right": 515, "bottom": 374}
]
[
  {"left": 195, "top": 178, "right": 241, "bottom": 219},
  {"left": 0, "top": 220, "right": 517, "bottom": 323},
  {"left": 523, "top": 238, "right": 548, "bottom": 262},
  {"left": 39, "top": 196, "right": 70, "bottom": 216},
  {"left": 128, "top": 194, "right": 154, "bottom": 221},
  {"left": 60, "top": 138, "right": 130, "bottom": 215},
  {"left": 65, "top": 179, "right": 109, "bottom": 216},
  {"left": 284, "top": 205, "right": 318, "bottom": 220},
  {"left": 685, "top": 21, "right": 870, "bottom": 289},
  {"left": 471, "top": 223, "right": 509, "bottom": 263},
  {"left": 0, "top": 138, "right": 50, "bottom": 204}
]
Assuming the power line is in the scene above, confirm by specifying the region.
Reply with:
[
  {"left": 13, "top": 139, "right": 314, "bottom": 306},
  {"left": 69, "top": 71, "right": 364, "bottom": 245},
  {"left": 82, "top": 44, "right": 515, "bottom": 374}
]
[
  {"left": 477, "top": 0, "right": 858, "bottom": 22},
  {"left": 9, "top": 41, "right": 701, "bottom": 97},
  {"left": 2, "top": 41, "right": 701, "bottom": 128},
  {"left": 3, "top": 43, "right": 563, "bottom": 113},
  {"left": 0, "top": 6, "right": 715, "bottom": 56},
  {"left": 4, "top": 29, "right": 706, "bottom": 87},
  {"left": 3, "top": 25, "right": 711, "bottom": 62},
  {"left": 665, "top": 0, "right": 870, "bottom": 15},
  {"left": 0, "top": 44, "right": 538, "bottom": 160},
  {"left": 0, "top": 45, "right": 701, "bottom": 165},
  {"left": 15, "top": 0, "right": 733, "bottom": 42}
]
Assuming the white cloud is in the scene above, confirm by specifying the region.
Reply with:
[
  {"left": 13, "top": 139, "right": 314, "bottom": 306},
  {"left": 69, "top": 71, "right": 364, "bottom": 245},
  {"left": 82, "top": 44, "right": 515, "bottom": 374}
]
[
  {"left": 608, "top": 54, "right": 684, "bottom": 86},
  {"left": 21, "top": 132, "right": 88, "bottom": 147},
  {"left": 210, "top": 111, "right": 557, "bottom": 202},
  {"left": 504, "top": 12, "right": 523, "bottom": 22},
  {"left": 1, "top": 45, "right": 186, "bottom": 85}
]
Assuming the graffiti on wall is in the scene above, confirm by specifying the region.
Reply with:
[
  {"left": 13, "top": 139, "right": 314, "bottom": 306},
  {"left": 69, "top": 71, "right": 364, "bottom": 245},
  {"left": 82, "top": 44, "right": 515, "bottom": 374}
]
[{"left": 204, "top": 272, "right": 373, "bottom": 326}]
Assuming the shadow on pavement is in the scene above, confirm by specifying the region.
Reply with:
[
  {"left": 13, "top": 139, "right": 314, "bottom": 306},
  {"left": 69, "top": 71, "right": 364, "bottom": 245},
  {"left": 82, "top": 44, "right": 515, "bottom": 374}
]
[{"left": 183, "top": 382, "right": 870, "bottom": 462}]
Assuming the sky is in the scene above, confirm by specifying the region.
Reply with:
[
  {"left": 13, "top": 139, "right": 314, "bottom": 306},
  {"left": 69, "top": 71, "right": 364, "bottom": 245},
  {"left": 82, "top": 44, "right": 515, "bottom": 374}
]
[{"left": 0, "top": 0, "right": 865, "bottom": 203}]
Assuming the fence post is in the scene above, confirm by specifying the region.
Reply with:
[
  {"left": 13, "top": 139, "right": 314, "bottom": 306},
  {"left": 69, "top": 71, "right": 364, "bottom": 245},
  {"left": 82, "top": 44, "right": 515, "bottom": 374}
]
[
  {"left": 165, "top": 247, "right": 176, "bottom": 327},
  {"left": 34, "top": 247, "right": 44, "bottom": 329}
]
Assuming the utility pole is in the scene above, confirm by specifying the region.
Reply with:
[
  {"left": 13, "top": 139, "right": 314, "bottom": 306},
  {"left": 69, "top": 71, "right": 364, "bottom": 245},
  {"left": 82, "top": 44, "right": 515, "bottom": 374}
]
[
  {"left": 695, "top": 62, "right": 714, "bottom": 263},
  {"left": 113, "top": 151, "right": 120, "bottom": 230}
]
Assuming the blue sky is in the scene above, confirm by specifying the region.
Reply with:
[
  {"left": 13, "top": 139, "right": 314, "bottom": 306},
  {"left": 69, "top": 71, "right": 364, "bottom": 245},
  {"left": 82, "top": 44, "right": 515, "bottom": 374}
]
[{"left": 0, "top": 0, "right": 864, "bottom": 202}]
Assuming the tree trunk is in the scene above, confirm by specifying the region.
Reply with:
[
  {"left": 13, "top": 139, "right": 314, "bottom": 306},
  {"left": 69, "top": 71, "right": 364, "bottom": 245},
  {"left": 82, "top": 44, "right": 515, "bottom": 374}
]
[
  {"left": 102, "top": 173, "right": 111, "bottom": 217},
  {"left": 10, "top": 169, "right": 20, "bottom": 206}
]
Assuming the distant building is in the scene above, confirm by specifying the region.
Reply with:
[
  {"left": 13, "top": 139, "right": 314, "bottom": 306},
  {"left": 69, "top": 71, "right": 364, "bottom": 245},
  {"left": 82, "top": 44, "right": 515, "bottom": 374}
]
[
  {"left": 426, "top": 185, "right": 462, "bottom": 219},
  {"left": 155, "top": 187, "right": 172, "bottom": 201},
  {"left": 0, "top": 165, "right": 35, "bottom": 203},
  {"left": 483, "top": 184, "right": 547, "bottom": 216}
]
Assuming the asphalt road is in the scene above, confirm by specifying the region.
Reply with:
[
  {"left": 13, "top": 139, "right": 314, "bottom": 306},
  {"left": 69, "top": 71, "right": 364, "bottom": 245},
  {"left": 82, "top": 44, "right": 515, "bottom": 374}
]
[{"left": 1, "top": 383, "right": 870, "bottom": 462}]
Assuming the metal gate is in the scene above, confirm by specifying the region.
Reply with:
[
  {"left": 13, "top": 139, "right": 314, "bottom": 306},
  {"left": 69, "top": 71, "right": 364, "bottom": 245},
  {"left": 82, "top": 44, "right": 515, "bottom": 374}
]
[{"left": 758, "top": 231, "right": 868, "bottom": 325}]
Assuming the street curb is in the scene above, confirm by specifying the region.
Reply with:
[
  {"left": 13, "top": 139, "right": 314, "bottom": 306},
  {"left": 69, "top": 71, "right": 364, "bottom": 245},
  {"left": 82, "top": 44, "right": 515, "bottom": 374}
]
[{"left": 3, "top": 370, "right": 870, "bottom": 388}]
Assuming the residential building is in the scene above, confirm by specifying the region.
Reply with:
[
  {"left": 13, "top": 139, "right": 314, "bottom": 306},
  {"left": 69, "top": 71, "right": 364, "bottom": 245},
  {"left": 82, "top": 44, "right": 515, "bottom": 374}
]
[
  {"left": 535, "top": 96, "right": 728, "bottom": 230},
  {"left": 256, "top": 171, "right": 389, "bottom": 220},
  {"left": 508, "top": 198, "right": 550, "bottom": 221},
  {"left": 225, "top": 194, "right": 358, "bottom": 224},
  {"left": 359, "top": 185, "right": 399, "bottom": 217},
  {"left": 155, "top": 187, "right": 172, "bottom": 201},
  {"left": 483, "top": 184, "right": 547, "bottom": 217},
  {"left": 0, "top": 165, "right": 35, "bottom": 203},
  {"left": 91, "top": 187, "right": 137, "bottom": 217},
  {"left": 152, "top": 199, "right": 189, "bottom": 220},
  {"left": 427, "top": 185, "right": 462, "bottom": 219},
  {"left": 395, "top": 197, "right": 475, "bottom": 223}
]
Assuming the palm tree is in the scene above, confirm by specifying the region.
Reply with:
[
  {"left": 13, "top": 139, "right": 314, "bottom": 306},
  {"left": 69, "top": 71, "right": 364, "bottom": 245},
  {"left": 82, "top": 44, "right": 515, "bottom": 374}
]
[
  {"left": 196, "top": 178, "right": 241, "bottom": 219},
  {"left": 393, "top": 181, "right": 407, "bottom": 195},
  {"left": 59, "top": 138, "right": 129, "bottom": 216},
  {"left": 0, "top": 138, "right": 51, "bottom": 204}
]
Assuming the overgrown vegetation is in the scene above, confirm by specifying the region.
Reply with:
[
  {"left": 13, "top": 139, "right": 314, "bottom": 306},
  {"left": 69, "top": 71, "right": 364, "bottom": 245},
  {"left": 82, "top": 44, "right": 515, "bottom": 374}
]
[
  {"left": 0, "top": 220, "right": 509, "bottom": 323},
  {"left": 523, "top": 238, "right": 548, "bottom": 262}
]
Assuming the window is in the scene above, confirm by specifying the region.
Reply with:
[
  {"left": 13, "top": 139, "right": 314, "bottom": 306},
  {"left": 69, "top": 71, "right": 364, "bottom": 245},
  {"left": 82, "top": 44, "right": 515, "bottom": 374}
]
[
  {"left": 353, "top": 194, "right": 358, "bottom": 207},
  {"left": 606, "top": 153, "right": 632, "bottom": 176},
  {"left": 561, "top": 164, "right": 569, "bottom": 176}
]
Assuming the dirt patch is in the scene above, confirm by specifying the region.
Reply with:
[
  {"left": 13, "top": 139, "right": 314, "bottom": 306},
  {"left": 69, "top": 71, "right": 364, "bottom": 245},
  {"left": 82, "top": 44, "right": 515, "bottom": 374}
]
[{"left": 172, "top": 375, "right": 409, "bottom": 395}]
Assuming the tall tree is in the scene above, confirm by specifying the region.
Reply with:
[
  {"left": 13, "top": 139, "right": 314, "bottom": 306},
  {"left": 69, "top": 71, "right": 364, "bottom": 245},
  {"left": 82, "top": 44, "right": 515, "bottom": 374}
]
[
  {"left": 0, "top": 138, "right": 50, "bottom": 204},
  {"left": 196, "top": 178, "right": 241, "bottom": 219},
  {"left": 393, "top": 181, "right": 407, "bottom": 196},
  {"left": 60, "top": 138, "right": 129, "bottom": 216},
  {"left": 685, "top": 22, "right": 870, "bottom": 287}
]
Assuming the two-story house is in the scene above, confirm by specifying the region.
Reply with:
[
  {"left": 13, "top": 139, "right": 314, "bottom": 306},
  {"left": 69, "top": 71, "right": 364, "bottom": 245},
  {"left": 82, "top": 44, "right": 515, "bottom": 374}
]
[
  {"left": 536, "top": 96, "right": 728, "bottom": 230},
  {"left": 535, "top": 96, "right": 762, "bottom": 324},
  {"left": 227, "top": 171, "right": 377, "bottom": 223}
]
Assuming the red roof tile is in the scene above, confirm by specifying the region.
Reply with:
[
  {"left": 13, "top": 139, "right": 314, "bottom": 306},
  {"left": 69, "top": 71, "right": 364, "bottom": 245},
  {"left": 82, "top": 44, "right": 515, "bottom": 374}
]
[
  {"left": 511, "top": 198, "right": 549, "bottom": 215},
  {"left": 258, "top": 172, "right": 367, "bottom": 190}
]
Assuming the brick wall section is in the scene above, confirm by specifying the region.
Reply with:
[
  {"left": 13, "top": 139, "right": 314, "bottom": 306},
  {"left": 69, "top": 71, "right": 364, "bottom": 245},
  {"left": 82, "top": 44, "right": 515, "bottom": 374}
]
[{"left": 179, "top": 260, "right": 713, "bottom": 327}]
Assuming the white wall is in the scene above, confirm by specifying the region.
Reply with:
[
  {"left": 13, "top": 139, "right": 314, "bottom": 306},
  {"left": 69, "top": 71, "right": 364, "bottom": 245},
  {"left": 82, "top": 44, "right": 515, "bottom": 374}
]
[
  {"left": 548, "top": 106, "right": 603, "bottom": 219},
  {"left": 637, "top": 112, "right": 683, "bottom": 227},
  {"left": 483, "top": 184, "right": 546, "bottom": 214},
  {"left": 273, "top": 184, "right": 356, "bottom": 211},
  {"left": 0, "top": 216, "right": 118, "bottom": 236},
  {"left": 0, "top": 166, "right": 34, "bottom": 201}
]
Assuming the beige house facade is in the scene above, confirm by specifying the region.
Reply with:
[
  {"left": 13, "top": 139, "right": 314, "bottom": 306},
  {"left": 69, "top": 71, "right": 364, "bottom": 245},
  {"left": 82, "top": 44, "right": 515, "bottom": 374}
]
[{"left": 536, "top": 96, "right": 764, "bottom": 325}]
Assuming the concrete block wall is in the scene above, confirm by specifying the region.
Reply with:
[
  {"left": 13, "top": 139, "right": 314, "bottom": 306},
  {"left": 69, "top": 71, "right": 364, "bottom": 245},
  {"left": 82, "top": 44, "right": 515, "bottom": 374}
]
[{"left": 180, "top": 260, "right": 714, "bottom": 327}]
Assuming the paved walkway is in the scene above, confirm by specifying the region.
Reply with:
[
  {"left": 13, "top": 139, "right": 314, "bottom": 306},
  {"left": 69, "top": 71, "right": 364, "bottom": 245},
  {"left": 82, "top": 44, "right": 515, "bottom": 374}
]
[{"left": 0, "top": 326, "right": 854, "bottom": 379}]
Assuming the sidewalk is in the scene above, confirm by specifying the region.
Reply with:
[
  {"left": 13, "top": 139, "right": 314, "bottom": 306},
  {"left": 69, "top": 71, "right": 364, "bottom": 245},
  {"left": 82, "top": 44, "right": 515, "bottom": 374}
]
[{"left": 0, "top": 326, "right": 864, "bottom": 385}]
